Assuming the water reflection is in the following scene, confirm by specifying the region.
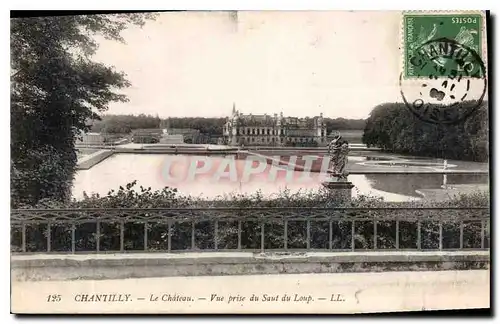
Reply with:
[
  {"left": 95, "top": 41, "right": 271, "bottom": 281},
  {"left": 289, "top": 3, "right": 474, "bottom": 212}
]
[
  {"left": 72, "top": 153, "right": 488, "bottom": 202},
  {"left": 364, "top": 174, "right": 489, "bottom": 197}
]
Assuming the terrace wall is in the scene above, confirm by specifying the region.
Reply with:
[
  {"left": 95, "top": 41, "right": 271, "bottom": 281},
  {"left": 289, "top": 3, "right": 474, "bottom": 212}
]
[{"left": 11, "top": 251, "right": 489, "bottom": 281}]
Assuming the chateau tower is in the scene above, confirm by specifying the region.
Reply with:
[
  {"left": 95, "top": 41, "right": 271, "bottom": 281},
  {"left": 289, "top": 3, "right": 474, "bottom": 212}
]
[
  {"left": 316, "top": 112, "right": 323, "bottom": 143},
  {"left": 231, "top": 102, "right": 238, "bottom": 145}
]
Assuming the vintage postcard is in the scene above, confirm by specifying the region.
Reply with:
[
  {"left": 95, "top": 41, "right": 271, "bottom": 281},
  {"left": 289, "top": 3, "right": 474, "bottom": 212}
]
[{"left": 10, "top": 10, "right": 490, "bottom": 314}]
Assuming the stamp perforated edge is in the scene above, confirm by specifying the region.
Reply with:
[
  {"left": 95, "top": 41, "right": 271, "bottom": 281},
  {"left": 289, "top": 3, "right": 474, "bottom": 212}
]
[{"left": 399, "top": 10, "right": 488, "bottom": 81}]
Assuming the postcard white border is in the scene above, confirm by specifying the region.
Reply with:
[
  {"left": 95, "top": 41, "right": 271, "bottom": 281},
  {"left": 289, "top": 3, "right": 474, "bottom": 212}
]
[{"left": 4, "top": 0, "right": 498, "bottom": 322}]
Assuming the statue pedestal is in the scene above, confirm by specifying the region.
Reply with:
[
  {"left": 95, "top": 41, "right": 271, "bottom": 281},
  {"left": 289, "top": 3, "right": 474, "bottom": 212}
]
[{"left": 321, "top": 180, "right": 354, "bottom": 204}]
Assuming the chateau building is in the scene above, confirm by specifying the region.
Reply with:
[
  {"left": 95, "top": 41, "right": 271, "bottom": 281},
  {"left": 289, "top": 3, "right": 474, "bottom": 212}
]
[
  {"left": 223, "top": 105, "right": 327, "bottom": 146},
  {"left": 159, "top": 119, "right": 202, "bottom": 144}
]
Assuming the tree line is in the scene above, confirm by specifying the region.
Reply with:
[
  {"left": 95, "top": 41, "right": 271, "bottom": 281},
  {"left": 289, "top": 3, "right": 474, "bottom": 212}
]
[
  {"left": 90, "top": 114, "right": 367, "bottom": 135},
  {"left": 90, "top": 114, "right": 162, "bottom": 134},
  {"left": 362, "top": 101, "right": 489, "bottom": 162},
  {"left": 166, "top": 117, "right": 227, "bottom": 135},
  {"left": 324, "top": 118, "right": 366, "bottom": 132}
]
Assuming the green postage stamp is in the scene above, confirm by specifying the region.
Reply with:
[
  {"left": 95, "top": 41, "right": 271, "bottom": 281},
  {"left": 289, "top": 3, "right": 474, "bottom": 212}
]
[{"left": 403, "top": 12, "right": 485, "bottom": 79}]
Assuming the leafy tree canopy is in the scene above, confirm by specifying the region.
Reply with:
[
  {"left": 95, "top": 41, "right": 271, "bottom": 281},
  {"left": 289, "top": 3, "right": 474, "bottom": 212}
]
[
  {"left": 11, "top": 13, "right": 157, "bottom": 207},
  {"left": 362, "top": 101, "right": 488, "bottom": 162}
]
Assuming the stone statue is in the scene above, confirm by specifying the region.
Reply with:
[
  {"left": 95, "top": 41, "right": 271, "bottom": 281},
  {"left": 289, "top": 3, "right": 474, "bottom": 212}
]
[{"left": 327, "top": 132, "right": 349, "bottom": 181}]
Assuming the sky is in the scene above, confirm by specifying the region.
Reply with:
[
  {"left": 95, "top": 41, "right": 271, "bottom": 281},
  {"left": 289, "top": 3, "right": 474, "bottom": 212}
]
[{"left": 93, "top": 11, "right": 404, "bottom": 119}]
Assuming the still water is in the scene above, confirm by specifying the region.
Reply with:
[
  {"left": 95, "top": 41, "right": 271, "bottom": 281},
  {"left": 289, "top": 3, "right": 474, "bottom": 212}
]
[{"left": 72, "top": 153, "right": 488, "bottom": 202}]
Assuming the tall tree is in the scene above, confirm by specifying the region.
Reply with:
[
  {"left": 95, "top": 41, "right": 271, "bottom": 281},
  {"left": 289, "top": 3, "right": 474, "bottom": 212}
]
[
  {"left": 11, "top": 13, "right": 156, "bottom": 206},
  {"left": 362, "top": 101, "right": 489, "bottom": 162}
]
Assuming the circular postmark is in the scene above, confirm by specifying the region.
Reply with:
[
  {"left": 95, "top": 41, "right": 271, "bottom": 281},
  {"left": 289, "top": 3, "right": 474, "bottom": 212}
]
[{"left": 400, "top": 37, "right": 487, "bottom": 125}]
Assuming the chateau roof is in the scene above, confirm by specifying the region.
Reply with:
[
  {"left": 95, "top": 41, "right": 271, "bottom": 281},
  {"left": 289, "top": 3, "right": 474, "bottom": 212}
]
[
  {"left": 229, "top": 109, "right": 324, "bottom": 128},
  {"left": 238, "top": 114, "right": 275, "bottom": 126}
]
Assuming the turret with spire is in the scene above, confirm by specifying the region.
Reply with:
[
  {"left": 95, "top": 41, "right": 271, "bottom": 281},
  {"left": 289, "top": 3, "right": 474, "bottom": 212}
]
[{"left": 231, "top": 102, "right": 238, "bottom": 145}]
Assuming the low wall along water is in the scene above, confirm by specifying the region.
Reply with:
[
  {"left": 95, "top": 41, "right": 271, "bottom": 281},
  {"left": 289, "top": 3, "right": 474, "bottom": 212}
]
[
  {"left": 76, "top": 150, "right": 114, "bottom": 170},
  {"left": 11, "top": 251, "right": 490, "bottom": 281}
]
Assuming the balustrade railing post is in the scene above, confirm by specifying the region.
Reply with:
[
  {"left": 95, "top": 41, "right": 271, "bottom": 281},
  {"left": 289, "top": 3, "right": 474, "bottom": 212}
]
[
  {"left": 395, "top": 220, "right": 400, "bottom": 250},
  {"left": 96, "top": 220, "right": 100, "bottom": 252},
  {"left": 284, "top": 219, "right": 288, "bottom": 250},
  {"left": 71, "top": 223, "right": 76, "bottom": 254},
  {"left": 191, "top": 221, "right": 196, "bottom": 250},
  {"left": 167, "top": 220, "right": 172, "bottom": 252},
  {"left": 237, "top": 220, "right": 242, "bottom": 250},
  {"left": 144, "top": 222, "right": 148, "bottom": 251},
  {"left": 214, "top": 220, "right": 218, "bottom": 250},
  {"left": 417, "top": 221, "right": 421, "bottom": 250},
  {"left": 351, "top": 221, "right": 355, "bottom": 251},
  {"left": 46, "top": 222, "right": 51, "bottom": 252},
  {"left": 329, "top": 220, "right": 333, "bottom": 250},
  {"left": 439, "top": 221, "right": 443, "bottom": 251},
  {"left": 373, "top": 220, "right": 377, "bottom": 250},
  {"left": 120, "top": 221, "right": 125, "bottom": 252},
  {"left": 459, "top": 221, "right": 464, "bottom": 250},
  {"left": 261, "top": 220, "right": 265, "bottom": 253},
  {"left": 306, "top": 219, "right": 311, "bottom": 250},
  {"left": 21, "top": 223, "right": 26, "bottom": 253},
  {"left": 481, "top": 220, "right": 485, "bottom": 249}
]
